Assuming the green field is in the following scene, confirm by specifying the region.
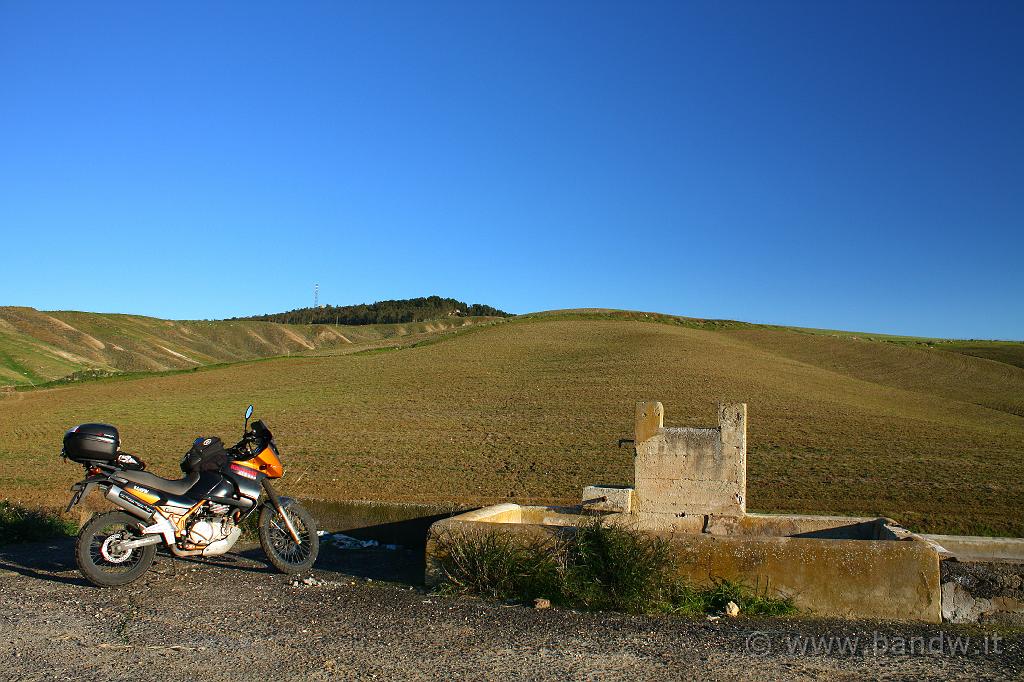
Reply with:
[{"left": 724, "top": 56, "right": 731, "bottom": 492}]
[{"left": 1, "top": 311, "right": 1021, "bottom": 537}]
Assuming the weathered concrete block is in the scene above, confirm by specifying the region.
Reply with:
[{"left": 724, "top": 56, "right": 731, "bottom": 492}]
[
  {"left": 666, "top": 532, "right": 942, "bottom": 622},
  {"left": 582, "top": 485, "right": 632, "bottom": 513},
  {"left": 632, "top": 512, "right": 705, "bottom": 534},
  {"left": 634, "top": 401, "right": 664, "bottom": 444},
  {"left": 633, "top": 479, "right": 741, "bottom": 516},
  {"left": 632, "top": 402, "right": 747, "bottom": 519},
  {"left": 718, "top": 402, "right": 746, "bottom": 513}
]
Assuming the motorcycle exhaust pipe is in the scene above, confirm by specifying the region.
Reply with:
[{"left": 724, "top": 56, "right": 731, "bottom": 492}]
[
  {"left": 104, "top": 485, "right": 176, "bottom": 545},
  {"left": 105, "top": 485, "right": 156, "bottom": 521}
]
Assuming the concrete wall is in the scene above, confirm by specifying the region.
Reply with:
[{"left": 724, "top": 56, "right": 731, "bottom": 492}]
[
  {"left": 922, "top": 534, "right": 1024, "bottom": 563},
  {"left": 665, "top": 532, "right": 941, "bottom": 622},
  {"left": 723, "top": 513, "right": 893, "bottom": 539},
  {"left": 426, "top": 504, "right": 944, "bottom": 622},
  {"left": 582, "top": 485, "right": 632, "bottom": 513},
  {"left": 632, "top": 401, "right": 747, "bottom": 525}
]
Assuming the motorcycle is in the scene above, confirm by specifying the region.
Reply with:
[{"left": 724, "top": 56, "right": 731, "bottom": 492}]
[{"left": 62, "top": 405, "right": 319, "bottom": 586}]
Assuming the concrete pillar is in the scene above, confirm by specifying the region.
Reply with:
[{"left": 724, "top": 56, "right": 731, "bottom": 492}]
[
  {"left": 635, "top": 401, "right": 664, "bottom": 444},
  {"left": 632, "top": 401, "right": 749, "bottom": 526},
  {"left": 718, "top": 402, "right": 747, "bottom": 513}
]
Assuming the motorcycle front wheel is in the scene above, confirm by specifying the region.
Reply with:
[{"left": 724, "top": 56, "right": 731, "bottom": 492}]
[
  {"left": 258, "top": 500, "right": 319, "bottom": 573},
  {"left": 75, "top": 511, "right": 156, "bottom": 587}
]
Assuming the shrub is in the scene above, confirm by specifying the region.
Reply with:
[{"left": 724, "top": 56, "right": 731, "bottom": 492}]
[
  {"left": 561, "top": 520, "right": 675, "bottom": 613},
  {"left": 433, "top": 529, "right": 561, "bottom": 601},
  {"left": 0, "top": 501, "right": 78, "bottom": 546},
  {"left": 432, "top": 520, "right": 796, "bottom": 617}
]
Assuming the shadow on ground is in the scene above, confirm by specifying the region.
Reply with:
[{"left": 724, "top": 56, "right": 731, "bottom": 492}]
[
  {"left": 0, "top": 502, "right": 465, "bottom": 587},
  {"left": 0, "top": 539, "right": 90, "bottom": 587}
]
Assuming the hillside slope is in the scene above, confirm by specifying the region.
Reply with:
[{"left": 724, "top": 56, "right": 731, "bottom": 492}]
[
  {"left": 0, "top": 307, "right": 500, "bottom": 387},
  {"left": 1, "top": 315, "right": 1021, "bottom": 536},
  {"left": 721, "top": 328, "right": 1024, "bottom": 417}
]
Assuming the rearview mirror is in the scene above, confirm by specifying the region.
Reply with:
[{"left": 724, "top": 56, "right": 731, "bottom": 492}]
[{"left": 245, "top": 404, "right": 254, "bottom": 420}]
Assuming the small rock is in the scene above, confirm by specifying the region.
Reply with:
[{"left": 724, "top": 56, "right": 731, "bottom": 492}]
[
  {"left": 725, "top": 601, "right": 740, "bottom": 617},
  {"left": 533, "top": 598, "right": 551, "bottom": 610},
  {"left": 706, "top": 615, "right": 720, "bottom": 622},
  {"left": 302, "top": 577, "right": 317, "bottom": 586}
]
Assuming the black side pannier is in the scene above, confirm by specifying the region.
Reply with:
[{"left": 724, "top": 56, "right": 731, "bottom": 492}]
[
  {"left": 181, "top": 436, "right": 228, "bottom": 473},
  {"left": 63, "top": 424, "right": 119, "bottom": 463}
]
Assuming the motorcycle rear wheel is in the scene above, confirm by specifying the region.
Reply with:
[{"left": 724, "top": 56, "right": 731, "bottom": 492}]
[
  {"left": 75, "top": 511, "right": 156, "bottom": 587},
  {"left": 258, "top": 501, "right": 319, "bottom": 573}
]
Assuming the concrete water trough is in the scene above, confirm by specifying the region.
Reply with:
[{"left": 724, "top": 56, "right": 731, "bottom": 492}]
[{"left": 426, "top": 402, "right": 1024, "bottom": 623}]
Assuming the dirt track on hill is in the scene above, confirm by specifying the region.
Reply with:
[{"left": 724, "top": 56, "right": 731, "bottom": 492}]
[{"left": 0, "top": 539, "right": 1021, "bottom": 681}]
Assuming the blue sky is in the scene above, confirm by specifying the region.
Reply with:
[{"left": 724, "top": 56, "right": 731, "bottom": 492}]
[{"left": 1, "top": 1, "right": 1021, "bottom": 339}]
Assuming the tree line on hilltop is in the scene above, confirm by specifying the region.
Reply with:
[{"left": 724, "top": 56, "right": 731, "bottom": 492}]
[{"left": 236, "top": 296, "right": 512, "bottom": 326}]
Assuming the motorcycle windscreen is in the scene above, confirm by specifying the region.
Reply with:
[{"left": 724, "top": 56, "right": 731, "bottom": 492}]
[{"left": 238, "top": 447, "right": 283, "bottom": 478}]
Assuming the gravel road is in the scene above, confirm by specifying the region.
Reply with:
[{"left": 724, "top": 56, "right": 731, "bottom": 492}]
[{"left": 0, "top": 539, "right": 1021, "bottom": 681}]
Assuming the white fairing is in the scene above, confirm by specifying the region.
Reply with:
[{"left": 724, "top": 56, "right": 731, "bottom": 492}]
[{"left": 187, "top": 518, "right": 242, "bottom": 556}]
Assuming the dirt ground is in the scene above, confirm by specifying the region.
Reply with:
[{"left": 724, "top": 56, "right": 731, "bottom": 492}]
[{"left": 0, "top": 539, "right": 1021, "bottom": 681}]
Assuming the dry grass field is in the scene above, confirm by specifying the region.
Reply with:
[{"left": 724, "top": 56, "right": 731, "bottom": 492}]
[
  {"left": 1, "top": 314, "right": 1021, "bottom": 536},
  {"left": 0, "top": 306, "right": 498, "bottom": 386}
]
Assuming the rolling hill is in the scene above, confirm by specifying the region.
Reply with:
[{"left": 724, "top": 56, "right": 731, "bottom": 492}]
[
  {"left": 239, "top": 295, "right": 511, "bottom": 325},
  {"left": 0, "top": 306, "right": 502, "bottom": 387},
  {"left": 1, "top": 310, "right": 1021, "bottom": 536}
]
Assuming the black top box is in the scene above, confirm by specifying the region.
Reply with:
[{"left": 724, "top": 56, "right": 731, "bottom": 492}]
[{"left": 63, "top": 423, "right": 120, "bottom": 463}]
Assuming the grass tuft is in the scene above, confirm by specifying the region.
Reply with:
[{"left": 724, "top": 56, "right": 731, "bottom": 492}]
[
  {"left": 666, "top": 578, "right": 795, "bottom": 617},
  {"left": 0, "top": 501, "right": 78, "bottom": 545}
]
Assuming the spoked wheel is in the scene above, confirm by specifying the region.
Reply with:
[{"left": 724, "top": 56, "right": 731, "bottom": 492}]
[
  {"left": 75, "top": 511, "right": 156, "bottom": 587},
  {"left": 258, "top": 500, "right": 319, "bottom": 573}
]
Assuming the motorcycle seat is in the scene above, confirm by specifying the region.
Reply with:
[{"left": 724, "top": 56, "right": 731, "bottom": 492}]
[{"left": 117, "top": 470, "right": 200, "bottom": 496}]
